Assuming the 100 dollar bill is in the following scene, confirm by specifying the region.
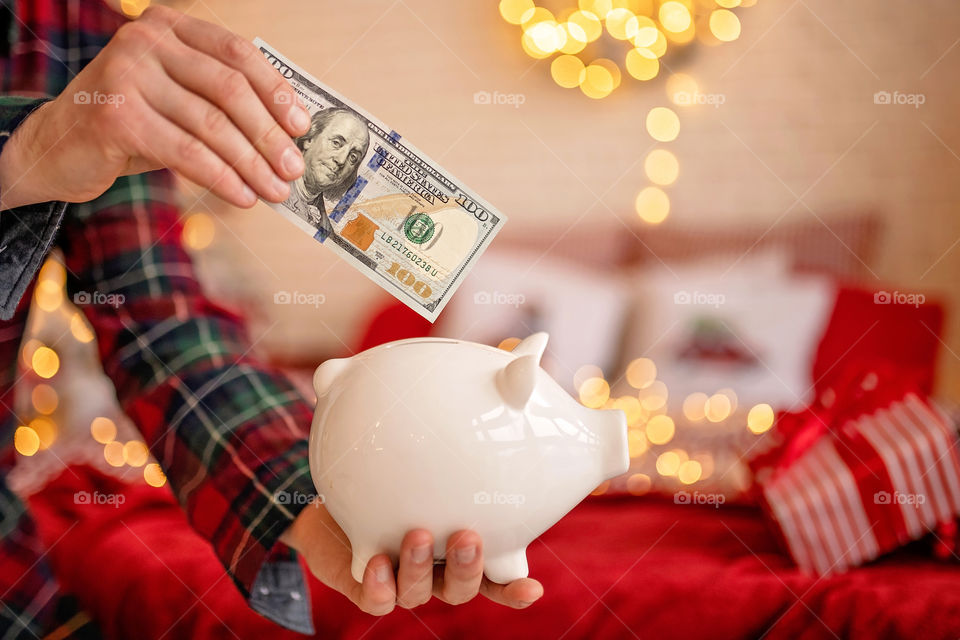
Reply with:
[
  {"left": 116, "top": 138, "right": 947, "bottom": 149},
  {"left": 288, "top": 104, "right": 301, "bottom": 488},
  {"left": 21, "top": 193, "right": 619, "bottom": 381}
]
[{"left": 255, "top": 38, "right": 506, "bottom": 323}]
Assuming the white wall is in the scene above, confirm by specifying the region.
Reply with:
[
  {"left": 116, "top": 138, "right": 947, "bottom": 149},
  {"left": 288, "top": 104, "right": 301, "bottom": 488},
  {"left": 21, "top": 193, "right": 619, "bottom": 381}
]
[{"left": 178, "top": 0, "right": 960, "bottom": 393}]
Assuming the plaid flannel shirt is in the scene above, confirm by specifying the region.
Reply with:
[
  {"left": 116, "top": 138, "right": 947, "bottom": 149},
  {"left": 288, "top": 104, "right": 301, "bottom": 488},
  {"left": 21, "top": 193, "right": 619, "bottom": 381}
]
[{"left": 0, "top": 0, "right": 318, "bottom": 635}]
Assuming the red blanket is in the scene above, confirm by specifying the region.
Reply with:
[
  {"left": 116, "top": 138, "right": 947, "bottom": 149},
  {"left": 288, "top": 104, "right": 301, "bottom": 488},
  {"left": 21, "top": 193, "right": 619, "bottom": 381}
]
[{"left": 27, "top": 465, "right": 960, "bottom": 639}]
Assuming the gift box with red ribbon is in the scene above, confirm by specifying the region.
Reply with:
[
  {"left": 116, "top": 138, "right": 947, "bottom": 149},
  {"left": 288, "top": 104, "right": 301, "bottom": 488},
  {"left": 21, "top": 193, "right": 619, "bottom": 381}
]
[{"left": 749, "top": 362, "right": 960, "bottom": 575}]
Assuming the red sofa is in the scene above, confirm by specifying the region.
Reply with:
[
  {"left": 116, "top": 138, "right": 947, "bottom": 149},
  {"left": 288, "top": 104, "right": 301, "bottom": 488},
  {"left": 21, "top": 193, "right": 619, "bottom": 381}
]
[{"left": 28, "top": 463, "right": 960, "bottom": 639}]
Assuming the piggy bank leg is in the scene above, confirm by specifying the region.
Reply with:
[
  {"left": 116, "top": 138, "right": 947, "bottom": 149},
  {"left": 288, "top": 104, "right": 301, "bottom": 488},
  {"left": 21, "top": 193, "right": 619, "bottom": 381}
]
[
  {"left": 350, "top": 548, "right": 375, "bottom": 584},
  {"left": 482, "top": 548, "right": 529, "bottom": 584}
]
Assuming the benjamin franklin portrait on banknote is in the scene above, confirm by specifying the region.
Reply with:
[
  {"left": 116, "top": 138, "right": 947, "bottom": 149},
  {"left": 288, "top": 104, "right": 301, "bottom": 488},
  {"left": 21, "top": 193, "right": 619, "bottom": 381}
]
[{"left": 283, "top": 107, "right": 371, "bottom": 236}]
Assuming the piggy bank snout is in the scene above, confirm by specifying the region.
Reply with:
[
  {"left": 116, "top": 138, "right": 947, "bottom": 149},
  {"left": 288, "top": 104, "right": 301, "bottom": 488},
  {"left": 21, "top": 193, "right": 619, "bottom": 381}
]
[{"left": 313, "top": 357, "right": 351, "bottom": 400}]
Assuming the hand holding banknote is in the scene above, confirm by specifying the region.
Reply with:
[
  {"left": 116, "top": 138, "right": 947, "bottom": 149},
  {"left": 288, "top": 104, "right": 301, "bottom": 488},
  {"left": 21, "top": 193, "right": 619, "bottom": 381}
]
[{"left": 0, "top": 4, "right": 308, "bottom": 211}]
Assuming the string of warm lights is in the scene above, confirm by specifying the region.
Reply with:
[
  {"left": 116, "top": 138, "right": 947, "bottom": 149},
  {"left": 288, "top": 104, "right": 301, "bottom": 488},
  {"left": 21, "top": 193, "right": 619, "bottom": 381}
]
[
  {"left": 498, "top": 338, "right": 773, "bottom": 496},
  {"left": 500, "top": 0, "right": 756, "bottom": 226}
]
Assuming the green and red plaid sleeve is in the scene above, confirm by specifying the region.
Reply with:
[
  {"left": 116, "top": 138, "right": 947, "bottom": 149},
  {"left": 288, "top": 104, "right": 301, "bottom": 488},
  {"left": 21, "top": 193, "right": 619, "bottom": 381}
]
[
  {"left": 0, "top": 0, "right": 320, "bottom": 633},
  {"left": 59, "top": 171, "right": 318, "bottom": 634}
]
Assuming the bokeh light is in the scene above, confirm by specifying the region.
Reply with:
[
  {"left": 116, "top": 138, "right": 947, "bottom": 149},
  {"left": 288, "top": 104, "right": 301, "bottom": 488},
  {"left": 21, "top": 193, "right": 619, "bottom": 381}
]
[
  {"left": 35, "top": 279, "right": 63, "bottom": 312},
  {"left": 625, "top": 47, "right": 659, "bottom": 80},
  {"left": 580, "top": 62, "right": 615, "bottom": 99},
  {"left": 499, "top": 0, "right": 536, "bottom": 24},
  {"left": 182, "top": 213, "right": 216, "bottom": 251},
  {"left": 91, "top": 417, "right": 117, "bottom": 444},
  {"left": 497, "top": 337, "right": 522, "bottom": 351},
  {"left": 646, "top": 414, "right": 675, "bottom": 445},
  {"left": 656, "top": 450, "right": 681, "bottom": 476},
  {"left": 709, "top": 9, "right": 741, "bottom": 42},
  {"left": 120, "top": 0, "right": 149, "bottom": 19},
  {"left": 635, "top": 187, "right": 670, "bottom": 224},
  {"left": 748, "top": 403, "right": 776, "bottom": 434},
  {"left": 625, "top": 357, "right": 657, "bottom": 389},
  {"left": 638, "top": 379, "right": 668, "bottom": 411},
  {"left": 551, "top": 54, "right": 587, "bottom": 88},
  {"left": 31, "top": 384, "right": 58, "bottom": 415},
  {"left": 123, "top": 440, "right": 150, "bottom": 467},
  {"left": 579, "top": 377, "right": 611, "bottom": 408},
  {"left": 705, "top": 392, "right": 733, "bottom": 422},
  {"left": 592, "top": 58, "right": 622, "bottom": 89},
  {"left": 659, "top": 1, "right": 692, "bottom": 32},
  {"left": 644, "top": 149, "right": 679, "bottom": 185},
  {"left": 646, "top": 106, "right": 680, "bottom": 141},
  {"left": 144, "top": 463, "right": 167, "bottom": 488},
  {"left": 528, "top": 20, "right": 567, "bottom": 54},
  {"left": 678, "top": 459, "right": 703, "bottom": 484},
  {"left": 682, "top": 392, "right": 708, "bottom": 422},
  {"left": 32, "top": 346, "right": 60, "bottom": 379},
  {"left": 104, "top": 441, "right": 125, "bottom": 467},
  {"left": 14, "top": 426, "right": 40, "bottom": 456},
  {"left": 626, "top": 473, "right": 652, "bottom": 495}
]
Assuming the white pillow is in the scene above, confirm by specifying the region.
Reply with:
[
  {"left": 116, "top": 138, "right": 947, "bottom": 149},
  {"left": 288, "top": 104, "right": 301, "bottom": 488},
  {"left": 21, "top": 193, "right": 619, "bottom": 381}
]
[{"left": 619, "top": 250, "right": 835, "bottom": 411}]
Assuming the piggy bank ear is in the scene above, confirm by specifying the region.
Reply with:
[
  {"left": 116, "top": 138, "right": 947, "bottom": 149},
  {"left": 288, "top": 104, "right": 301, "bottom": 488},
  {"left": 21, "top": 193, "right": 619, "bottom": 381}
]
[
  {"left": 496, "top": 354, "right": 539, "bottom": 410},
  {"left": 510, "top": 332, "right": 548, "bottom": 362},
  {"left": 313, "top": 358, "right": 351, "bottom": 399}
]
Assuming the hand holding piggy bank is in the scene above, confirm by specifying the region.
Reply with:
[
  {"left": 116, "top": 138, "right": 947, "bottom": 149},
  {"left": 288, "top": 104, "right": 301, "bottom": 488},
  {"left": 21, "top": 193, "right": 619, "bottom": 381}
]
[{"left": 308, "top": 332, "right": 629, "bottom": 588}]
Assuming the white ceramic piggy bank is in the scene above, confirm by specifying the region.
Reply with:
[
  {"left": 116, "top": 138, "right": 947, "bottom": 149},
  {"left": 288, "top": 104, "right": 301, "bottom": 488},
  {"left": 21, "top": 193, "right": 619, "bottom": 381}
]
[{"left": 308, "top": 332, "right": 629, "bottom": 584}]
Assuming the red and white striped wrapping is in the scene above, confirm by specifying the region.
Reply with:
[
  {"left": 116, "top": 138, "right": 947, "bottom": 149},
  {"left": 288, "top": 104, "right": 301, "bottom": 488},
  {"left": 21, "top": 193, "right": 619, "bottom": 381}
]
[{"left": 762, "top": 393, "right": 960, "bottom": 575}]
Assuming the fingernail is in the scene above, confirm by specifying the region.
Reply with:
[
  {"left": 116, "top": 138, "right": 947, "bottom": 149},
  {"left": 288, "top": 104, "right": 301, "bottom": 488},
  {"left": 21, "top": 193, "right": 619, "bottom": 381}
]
[
  {"left": 241, "top": 184, "right": 256, "bottom": 205},
  {"left": 281, "top": 147, "right": 304, "bottom": 176},
  {"left": 272, "top": 174, "right": 290, "bottom": 200},
  {"left": 374, "top": 563, "right": 391, "bottom": 584},
  {"left": 290, "top": 106, "right": 310, "bottom": 132},
  {"left": 411, "top": 544, "right": 430, "bottom": 564},
  {"left": 455, "top": 546, "right": 476, "bottom": 564}
]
